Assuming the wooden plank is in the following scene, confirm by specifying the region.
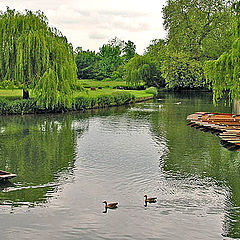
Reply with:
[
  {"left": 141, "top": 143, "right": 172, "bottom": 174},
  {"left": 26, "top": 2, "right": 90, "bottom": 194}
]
[{"left": 221, "top": 138, "right": 240, "bottom": 141}]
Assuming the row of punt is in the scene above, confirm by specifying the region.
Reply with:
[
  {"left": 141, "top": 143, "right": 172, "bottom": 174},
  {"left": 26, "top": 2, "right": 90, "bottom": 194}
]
[{"left": 187, "top": 112, "right": 240, "bottom": 151}]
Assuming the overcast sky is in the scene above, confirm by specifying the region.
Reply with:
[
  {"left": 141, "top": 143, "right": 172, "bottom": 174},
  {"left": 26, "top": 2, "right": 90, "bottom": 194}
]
[{"left": 0, "top": 0, "right": 167, "bottom": 54}]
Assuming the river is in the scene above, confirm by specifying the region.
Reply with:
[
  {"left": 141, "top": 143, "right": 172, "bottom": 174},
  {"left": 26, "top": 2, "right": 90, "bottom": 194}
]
[{"left": 0, "top": 92, "right": 239, "bottom": 239}]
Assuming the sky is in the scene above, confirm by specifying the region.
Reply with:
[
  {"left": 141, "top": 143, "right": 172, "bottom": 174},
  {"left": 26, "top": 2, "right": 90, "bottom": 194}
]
[{"left": 0, "top": 0, "right": 167, "bottom": 54}]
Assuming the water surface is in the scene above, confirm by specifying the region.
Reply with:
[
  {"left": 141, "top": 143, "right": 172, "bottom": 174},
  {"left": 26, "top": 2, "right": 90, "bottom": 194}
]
[{"left": 0, "top": 92, "right": 240, "bottom": 239}]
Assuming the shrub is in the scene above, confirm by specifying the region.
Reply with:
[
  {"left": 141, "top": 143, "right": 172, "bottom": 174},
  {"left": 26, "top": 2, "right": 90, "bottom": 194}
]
[
  {"left": 145, "top": 87, "right": 158, "bottom": 96},
  {"left": 97, "top": 95, "right": 114, "bottom": 107},
  {"left": 0, "top": 98, "right": 37, "bottom": 115},
  {"left": 112, "top": 92, "right": 134, "bottom": 105},
  {"left": 74, "top": 97, "right": 93, "bottom": 110}
]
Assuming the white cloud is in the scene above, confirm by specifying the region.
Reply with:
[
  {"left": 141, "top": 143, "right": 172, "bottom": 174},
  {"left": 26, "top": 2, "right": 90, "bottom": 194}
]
[
  {"left": 89, "top": 32, "right": 107, "bottom": 40},
  {"left": 0, "top": 0, "right": 167, "bottom": 54}
]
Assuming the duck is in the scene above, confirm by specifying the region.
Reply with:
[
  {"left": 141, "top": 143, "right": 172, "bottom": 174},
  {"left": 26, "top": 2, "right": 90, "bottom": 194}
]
[
  {"left": 144, "top": 195, "right": 157, "bottom": 203},
  {"left": 102, "top": 201, "right": 118, "bottom": 209}
]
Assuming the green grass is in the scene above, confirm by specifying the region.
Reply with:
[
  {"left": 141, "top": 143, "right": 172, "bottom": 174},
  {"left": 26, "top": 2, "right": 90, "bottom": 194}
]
[
  {"left": 125, "top": 90, "right": 154, "bottom": 99},
  {"left": 74, "top": 88, "right": 154, "bottom": 99},
  {"left": 75, "top": 79, "right": 153, "bottom": 99},
  {"left": 0, "top": 78, "right": 154, "bottom": 106},
  {"left": 78, "top": 79, "right": 128, "bottom": 89},
  {"left": 0, "top": 89, "right": 23, "bottom": 100}
]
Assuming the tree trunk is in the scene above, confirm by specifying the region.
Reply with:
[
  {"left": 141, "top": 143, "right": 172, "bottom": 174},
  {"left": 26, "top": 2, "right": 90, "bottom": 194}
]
[{"left": 23, "top": 89, "right": 29, "bottom": 99}]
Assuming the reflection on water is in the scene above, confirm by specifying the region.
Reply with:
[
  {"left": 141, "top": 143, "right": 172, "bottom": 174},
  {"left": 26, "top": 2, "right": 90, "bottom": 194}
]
[{"left": 0, "top": 92, "right": 240, "bottom": 239}]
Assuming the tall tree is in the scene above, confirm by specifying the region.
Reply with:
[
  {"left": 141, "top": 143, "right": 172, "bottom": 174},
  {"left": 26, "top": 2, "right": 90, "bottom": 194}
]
[
  {"left": 95, "top": 41, "right": 123, "bottom": 79},
  {"left": 163, "top": 0, "right": 235, "bottom": 60},
  {"left": 123, "top": 40, "right": 136, "bottom": 62},
  {"left": 162, "top": 52, "right": 204, "bottom": 89},
  {"left": 75, "top": 48, "right": 98, "bottom": 79},
  {"left": 204, "top": 1, "right": 240, "bottom": 103},
  {"left": 0, "top": 8, "right": 77, "bottom": 108},
  {"left": 124, "top": 55, "right": 161, "bottom": 87}
]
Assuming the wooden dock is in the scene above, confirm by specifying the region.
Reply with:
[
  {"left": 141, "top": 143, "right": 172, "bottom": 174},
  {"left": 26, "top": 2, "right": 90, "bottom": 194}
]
[{"left": 187, "top": 112, "right": 240, "bottom": 150}]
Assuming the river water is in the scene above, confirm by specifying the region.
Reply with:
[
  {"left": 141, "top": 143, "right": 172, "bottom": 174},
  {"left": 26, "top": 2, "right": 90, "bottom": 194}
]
[{"left": 0, "top": 92, "right": 239, "bottom": 239}]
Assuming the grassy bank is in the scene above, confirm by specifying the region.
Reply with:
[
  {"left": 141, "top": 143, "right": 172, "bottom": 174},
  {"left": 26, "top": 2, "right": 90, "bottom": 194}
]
[
  {"left": 79, "top": 79, "right": 128, "bottom": 89},
  {"left": 0, "top": 80, "right": 156, "bottom": 115},
  {"left": 0, "top": 89, "right": 23, "bottom": 100}
]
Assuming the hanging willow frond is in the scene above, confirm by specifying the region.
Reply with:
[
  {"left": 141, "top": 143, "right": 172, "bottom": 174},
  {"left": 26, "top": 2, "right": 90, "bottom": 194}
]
[
  {"left": 204, "top": 2, "right": 240, "bottom": 104},
  {"left": 0, "top": 8, "right": 77, "bottom": 109}
]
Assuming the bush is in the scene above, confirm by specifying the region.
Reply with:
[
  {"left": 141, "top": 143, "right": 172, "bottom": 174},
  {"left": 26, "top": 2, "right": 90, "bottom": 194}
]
[
  {"left": 0, "top": 98, "right": 37, "bottom": 115},
  {"left": 0, "top": 92, "right": 135, "bottom": 115},
  {"left": 97, "top": 95, "right": 114, "bottom": 107},
  {"left": 112, "top": 92, "right": 135, "bottom": 105},
  {"left": 145, "top": 87, "right": 158, "bottom": 96},
  {"left": 74, "top": 97, "right": 93, "bottom": 110}
]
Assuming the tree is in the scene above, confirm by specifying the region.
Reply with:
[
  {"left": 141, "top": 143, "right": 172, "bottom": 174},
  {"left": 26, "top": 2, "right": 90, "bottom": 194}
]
[
  {"left": 144, "top": 39, "right": 167, "bottom": 86},
  {"left": 162, "top": 52, "right": 204, "bottom": 89},
  {"left": 75, "top": 48, "right": 98, "bottom": 79},
  {"left": 163, "top": 0, "right": 235, "bottom": 61},
  {"left": 204, "top": 1, "right": 240, "bottom": 103},
  {"left": 123, "top": 40, "right": 136, "bottom": 62},
  {"left": 95, "top": 42, "right": 123, "bottom": 79},
  {"left": 0, "top": 8, "right": 77, "bottom": 108},
  {"left": 124, "top": 55, "right": 161, "bottom": 87}
]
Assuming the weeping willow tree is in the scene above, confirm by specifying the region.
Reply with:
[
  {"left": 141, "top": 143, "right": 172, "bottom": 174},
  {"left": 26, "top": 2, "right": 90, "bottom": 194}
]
[
  {"left": 124, "top": 55, "right": 162, "bottom": 88},
  {"left": 0, "top": 8, "right": 77, "bottom": 108},
  {"left": 204, "top": 2, "right": 240, "bottom": 104}
]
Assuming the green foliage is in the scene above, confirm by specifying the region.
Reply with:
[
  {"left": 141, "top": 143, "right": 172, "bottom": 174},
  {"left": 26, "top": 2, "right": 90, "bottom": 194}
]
[
  {"left": 96, "top": 94, "right": 115, "bottom": 107},
  {"left": 78, "top": 79, "right": 127, "bottom": 89},
  {"left": 0, "top": 90, "right": 136, "bottom": 115},
  {"left": 75, "top": 38, "right": 136, "bottom": 81},
  {"left": 162, "top": 52, "right": 205, "bottom": 89},
  {"left": 144, "top": 39, "right": 167, "bottom": 87},
  {"left": 0, "top": 8, "right": 77, "bottom": 108},
  {"left": 204, "top": 1, "right": 240, "bottom": 103},
  {"left": 122, "top": 40, "right": 136, "bottom": 62},
  {"left": 73, "top": 96, "right": 93, "bottom": 109},
  {"left": 75, "top": 49, "right": 98, "bottom": 79},
  {"left": 124, "top": 55, "right": 161, "bottom": 87},
  {"left": 0, "top": 98, "right": 37, "bottom": 115},
  {"left": 145, "top": 87, "right": 158, "bottom": 96},
  {"left": 161, "top": 0, "right": 235, "bottom": 90},
  {"left": 112, "top": 92, "right": 135, "bottom": 105},
  {"left": 94, "top": 43, "right": 123, "bottom": 80},
  {"left": 163, "top": 0, "right": 235, "bottom": 60}
]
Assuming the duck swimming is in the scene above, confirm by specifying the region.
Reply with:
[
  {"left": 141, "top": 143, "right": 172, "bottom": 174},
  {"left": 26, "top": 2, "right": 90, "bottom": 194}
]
[
  {"left": 102, "top": 201, "right": 118, "bottom": 209},
  {"left": 144, "top": 195, "right": 157, "bottom": 203}
]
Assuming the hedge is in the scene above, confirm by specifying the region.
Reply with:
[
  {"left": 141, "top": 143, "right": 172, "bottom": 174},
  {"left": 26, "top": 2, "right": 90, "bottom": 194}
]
[{"left": 0, "top": 91, "right": 135, "bottom": 115}]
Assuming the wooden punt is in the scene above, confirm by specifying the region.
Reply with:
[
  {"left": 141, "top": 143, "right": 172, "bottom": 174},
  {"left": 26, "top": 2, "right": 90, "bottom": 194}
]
[
  {"left": 187, "top": 112, "right": 240, "bottom": 150},
  {"left": 0, "top": 170, "right": 16, "bottom": 181}
]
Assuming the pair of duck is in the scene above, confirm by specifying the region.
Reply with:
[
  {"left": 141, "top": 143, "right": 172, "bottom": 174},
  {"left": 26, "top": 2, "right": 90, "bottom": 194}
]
[{"left": 103, "top": 195, "right": 157, "bottom": 209}]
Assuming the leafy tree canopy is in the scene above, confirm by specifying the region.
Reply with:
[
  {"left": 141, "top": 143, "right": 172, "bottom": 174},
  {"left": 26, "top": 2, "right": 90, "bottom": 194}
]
[
  {"left": 0, "top": 8, "right": 77, "bottom": 108},
  {"left": 204, "top": 1, "right": 240, "bottom": 103},
  {"left": 124, "top": 55, "right": 162, "bottom": 88},
  {"left": 163, "top": 0, "right": 235, "bottom": 60},
  {"left": 162, "top": 52, "right": 205, "bottom": 89},
  {"left": 90, "top": 37, "right": 136, "bottom": 80},
  {"left": 75, "top": 48, "right": 98, "bottom": 79}
]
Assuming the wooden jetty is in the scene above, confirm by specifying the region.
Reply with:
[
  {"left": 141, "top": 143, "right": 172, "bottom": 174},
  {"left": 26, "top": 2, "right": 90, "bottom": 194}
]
[
  {"left": 0, "top": 170, "right": 16, "bottom": 181},
  {"left": 187, "top": 112, "right": 240, "bottom": 150}
]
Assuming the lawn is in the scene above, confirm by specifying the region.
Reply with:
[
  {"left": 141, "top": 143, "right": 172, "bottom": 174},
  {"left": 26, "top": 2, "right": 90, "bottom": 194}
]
[
  {"left": 0, "top": 79, "right": 155, "bottom": 102},
  {"left": 78, "top": 79, "right": 128, "bottom": 89},
  {"left": 74, "top": 88, "right": 154, "bottom": 99},
  {"left": 0, "top": 89, "right": 23, "bottom": 100},
  {"left": 75, "top": 79, "right": 153, "bottom": 99}
]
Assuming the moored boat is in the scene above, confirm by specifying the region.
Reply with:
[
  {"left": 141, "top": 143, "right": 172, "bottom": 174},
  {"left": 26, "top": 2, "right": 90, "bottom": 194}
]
[{"left": 0, "top": 170, "right": 16, "bottom": 181}]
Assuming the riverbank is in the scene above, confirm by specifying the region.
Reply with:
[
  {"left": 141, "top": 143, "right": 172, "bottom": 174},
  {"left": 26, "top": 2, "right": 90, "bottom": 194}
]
[{"left": 0, "top": 89, "right": 155, "bottom": 115}]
